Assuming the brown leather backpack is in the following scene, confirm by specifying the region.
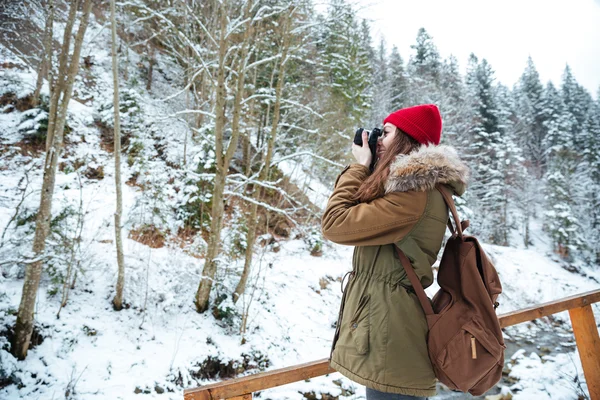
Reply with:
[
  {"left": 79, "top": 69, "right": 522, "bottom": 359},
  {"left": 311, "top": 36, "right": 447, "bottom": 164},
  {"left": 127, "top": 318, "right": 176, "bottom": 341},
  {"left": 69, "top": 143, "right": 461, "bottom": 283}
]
[{"left": 395, "top": 184, "right": 505, "bottom": 396}]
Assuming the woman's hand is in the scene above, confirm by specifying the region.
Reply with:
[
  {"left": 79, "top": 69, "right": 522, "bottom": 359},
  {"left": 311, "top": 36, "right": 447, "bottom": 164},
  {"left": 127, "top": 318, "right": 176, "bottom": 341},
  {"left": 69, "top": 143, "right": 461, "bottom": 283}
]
[{"left": 352, "top": 130, "right": 372, "bottom": 168}]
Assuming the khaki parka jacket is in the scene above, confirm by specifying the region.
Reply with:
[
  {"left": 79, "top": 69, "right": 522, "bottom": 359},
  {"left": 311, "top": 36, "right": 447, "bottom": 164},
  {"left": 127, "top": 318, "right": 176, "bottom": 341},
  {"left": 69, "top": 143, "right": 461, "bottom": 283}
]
[{"left": 321, "top": 145, "right": 469, "bottom": 397}]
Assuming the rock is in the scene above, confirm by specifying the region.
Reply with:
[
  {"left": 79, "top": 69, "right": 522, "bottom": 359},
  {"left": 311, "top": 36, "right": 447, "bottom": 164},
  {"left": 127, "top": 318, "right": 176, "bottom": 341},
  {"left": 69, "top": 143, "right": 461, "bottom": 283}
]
[
  {"left": 319, "top": 277, "right": 330, "bottom": 290},
  {"left": 155, "top": 385, "right": 164, "bottom": 394},
  {"left": 134, "top": 387, "right": 142, "bottom": 394},
  {"left": 302, "top": 391, "right": 317, "bottom": 400},
  {"left": 84, "top": 165, "right": 104, "bottom": 180}
]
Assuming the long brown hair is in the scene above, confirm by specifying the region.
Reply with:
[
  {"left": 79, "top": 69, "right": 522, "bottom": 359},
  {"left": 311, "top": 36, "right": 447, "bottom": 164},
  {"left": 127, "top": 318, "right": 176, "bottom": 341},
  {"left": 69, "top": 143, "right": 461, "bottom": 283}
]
[{"left": 352, "top": 129, "right": 421, "bottom": 203}]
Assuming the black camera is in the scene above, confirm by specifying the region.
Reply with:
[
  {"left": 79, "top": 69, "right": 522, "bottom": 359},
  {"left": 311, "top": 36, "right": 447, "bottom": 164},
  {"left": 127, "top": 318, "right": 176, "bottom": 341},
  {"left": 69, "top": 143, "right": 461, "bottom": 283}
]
[{"left": 354, "top": 127, "right": 382, "bottom": 171}]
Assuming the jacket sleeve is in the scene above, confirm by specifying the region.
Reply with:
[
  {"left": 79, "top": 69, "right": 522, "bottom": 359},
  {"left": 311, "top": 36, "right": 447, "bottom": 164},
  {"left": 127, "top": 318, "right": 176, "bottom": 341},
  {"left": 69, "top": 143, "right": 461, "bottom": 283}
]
[{"left": 321, "top": 164, "right": 428, "bottom": 246}]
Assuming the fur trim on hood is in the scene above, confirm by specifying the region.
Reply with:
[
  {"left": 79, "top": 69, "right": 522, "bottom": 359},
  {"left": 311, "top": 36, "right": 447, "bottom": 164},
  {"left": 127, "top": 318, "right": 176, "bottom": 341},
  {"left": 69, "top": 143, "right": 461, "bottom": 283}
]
[{"left": 384, "top": 145, "right": 469, "bottom": 195}]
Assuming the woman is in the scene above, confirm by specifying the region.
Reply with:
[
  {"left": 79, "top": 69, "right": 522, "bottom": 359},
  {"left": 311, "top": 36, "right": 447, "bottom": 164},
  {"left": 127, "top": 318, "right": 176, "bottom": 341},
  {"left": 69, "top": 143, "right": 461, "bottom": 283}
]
[{"left": 321, "top": 104, "right": 469, "bottom": 399}]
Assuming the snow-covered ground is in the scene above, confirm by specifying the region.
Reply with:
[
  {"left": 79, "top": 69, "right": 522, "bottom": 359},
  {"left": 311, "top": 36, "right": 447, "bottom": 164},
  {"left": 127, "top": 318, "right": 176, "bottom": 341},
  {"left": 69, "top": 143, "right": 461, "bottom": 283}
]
[
  {"left": 1, "top": 8, "right": 600, "bottom": 400},
  {"left": 1, "top": 231, "right": 599, "bottom": 400}
]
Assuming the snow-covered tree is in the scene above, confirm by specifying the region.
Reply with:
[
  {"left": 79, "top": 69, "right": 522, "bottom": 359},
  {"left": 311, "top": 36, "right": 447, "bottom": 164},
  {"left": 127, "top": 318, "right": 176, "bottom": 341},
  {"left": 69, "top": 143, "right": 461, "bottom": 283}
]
[
  {"left": 388, "top": 45, "right": 408, "bottom": 110},
  {"left": 514, "top": 57, "right": 547, "bottom": 178},
  {"left": 464, "top": 55, "right": 508, "bottom": 245},
  {"left": 367, "top": 38, "right": 391, "bottom": 127}
]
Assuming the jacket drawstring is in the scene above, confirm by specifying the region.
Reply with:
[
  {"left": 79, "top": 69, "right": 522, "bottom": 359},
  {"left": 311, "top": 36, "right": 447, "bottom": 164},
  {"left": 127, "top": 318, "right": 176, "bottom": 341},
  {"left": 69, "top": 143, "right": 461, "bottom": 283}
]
[
  {"left": 330, "top": 270, "right": 354, "bottom": 360},
  {"left": 330, "top": 245, "right": 382, "bottom": 360}
]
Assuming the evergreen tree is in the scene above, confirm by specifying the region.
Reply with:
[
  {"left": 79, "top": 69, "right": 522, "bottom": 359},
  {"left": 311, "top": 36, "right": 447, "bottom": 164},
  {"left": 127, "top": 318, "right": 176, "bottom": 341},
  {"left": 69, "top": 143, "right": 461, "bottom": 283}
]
[
  {"left": 579, "top": 97, "right": 600, "bottom": 263},
  {"left": 544, "top": 156, "right": 585, "bottom": 260},
  {"left": 408, "top": 27, "right": 441, "bottom": 83},
  {"left": 388, "top": 45, "right": 408, "bottom": 109},
  {"left": 367, "top": 38, "right": 391, "bottom": 127},
  {"left": 515, "top": 57, "right": 547, "bottom": 177},
  {"left": 541, "top": 82, "right": 566, "bottom": 150},
  {"left": 308, "top": 0, "right": 374, "bottom": 182},
  {"left": 406, "top": 28, "right": 442, "bottom": 105},
  {"left": 464, "top": 56, "right": 507, "bottom": 245},
  {"left": 438, "top": 55, "right": 466, "bottom": 147},
  {"left": 322, "top": 0, "right": 372, "bottom": 125},
  {"left": 541, "top": 80, "right": 585, "bottom": 259},
  {"left": 561, "top": 65, "right": 591, "bottom": 152},
  {"left": 497, "top": 83, "right": 531, "bottom": 246}
]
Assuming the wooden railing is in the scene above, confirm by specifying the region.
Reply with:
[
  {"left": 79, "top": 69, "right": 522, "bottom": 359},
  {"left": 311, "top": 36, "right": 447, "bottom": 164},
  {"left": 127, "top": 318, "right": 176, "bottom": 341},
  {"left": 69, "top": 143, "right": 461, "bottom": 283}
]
[{"left": 184, "top": 289, "right": 600, "bottom": 400}]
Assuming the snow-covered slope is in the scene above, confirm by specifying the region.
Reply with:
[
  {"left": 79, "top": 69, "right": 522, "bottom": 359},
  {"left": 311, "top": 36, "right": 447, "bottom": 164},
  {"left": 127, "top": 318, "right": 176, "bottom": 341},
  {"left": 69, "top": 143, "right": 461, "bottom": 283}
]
[{"left": 1, "top": 231, "right": 599, "bottom": 400}]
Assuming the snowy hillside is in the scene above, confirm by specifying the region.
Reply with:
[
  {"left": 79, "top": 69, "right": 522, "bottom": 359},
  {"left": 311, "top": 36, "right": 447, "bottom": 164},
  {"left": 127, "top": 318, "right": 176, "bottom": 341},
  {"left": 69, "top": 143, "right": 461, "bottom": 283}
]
[{"left": 1, "top": 229, "right": 599, "bottom": 399}]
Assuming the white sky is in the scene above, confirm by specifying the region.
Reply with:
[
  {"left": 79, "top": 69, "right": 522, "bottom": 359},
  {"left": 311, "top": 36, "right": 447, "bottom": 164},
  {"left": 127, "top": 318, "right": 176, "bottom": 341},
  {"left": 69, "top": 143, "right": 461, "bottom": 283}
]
[{"left": 350, "top": 0, "right": 600, "bottom": 98}]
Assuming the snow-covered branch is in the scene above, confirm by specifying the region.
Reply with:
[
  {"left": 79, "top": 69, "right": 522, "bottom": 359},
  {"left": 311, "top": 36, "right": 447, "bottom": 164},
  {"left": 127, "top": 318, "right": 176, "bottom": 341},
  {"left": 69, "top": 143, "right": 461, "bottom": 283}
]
[
  {"left": 271, "top": 152, "right": 345, "bottom": 168},
  {"left": 224, "top": 191, "right": 298, "bottom": 227}
]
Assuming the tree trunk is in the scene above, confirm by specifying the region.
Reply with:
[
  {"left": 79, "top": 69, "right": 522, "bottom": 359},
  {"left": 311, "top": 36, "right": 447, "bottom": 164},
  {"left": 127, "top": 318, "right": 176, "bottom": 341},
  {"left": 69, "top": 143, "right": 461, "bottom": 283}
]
[
  {"left": 233, "top": 12, "right": 292, "bottom": 303},
  {"left": 183, "top": 0, "right": 191, "bottom": 167},
  {"left": 243, "top": 69, "right": 258, "bottom": 175},
  {"left": 110, "top": 0, "right": 126, "bottom": 311},
  {"left": 195, "top": 0, "right": 253, "bottom": 313},
  {"left": 45, "top": 0, "right": 80, "bottom": 152},
  {"left": 194, "top": 3, "right": 229, "bottom": 314},
  {"left": 13, "top": 0, "right": 93, "bottom": 360},
  {"left": 33, "top": 0, "right": 54, "bottom": 108},
  {"left": 146, "top": 44, "right": 154, "bottom": 92}
]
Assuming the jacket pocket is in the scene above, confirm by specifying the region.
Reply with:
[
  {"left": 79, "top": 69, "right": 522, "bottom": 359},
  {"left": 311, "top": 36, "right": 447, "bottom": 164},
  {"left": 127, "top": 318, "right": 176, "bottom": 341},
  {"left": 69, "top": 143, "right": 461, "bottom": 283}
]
[
  {"left": 349, "top": 294, "right": 370, "bottom": 355},
  {"left": 436, "top": 318, "right": 504, "bottom": 392}
]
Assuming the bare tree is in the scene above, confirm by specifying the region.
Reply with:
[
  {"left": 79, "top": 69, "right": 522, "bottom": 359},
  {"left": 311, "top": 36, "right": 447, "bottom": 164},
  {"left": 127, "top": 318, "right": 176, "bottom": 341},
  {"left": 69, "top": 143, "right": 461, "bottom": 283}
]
[
  {"left": 12, "top": 0, "right": 94, "bottom": 360},
  {"left": 110, "top": 0, "right": 126, "bottom": 311},
  {"left": 194, "top": 0, "right": 255, "bottom": 313},
  {"left": 57, "top": 171, "right": 84, "bottom": 318},
  {"left": 32, "top": 0, "right": 54, "bottom": 107},
  {"left": 146, "top": 43, "right": 155, "bottom": 92},
  {"left": 233, "top": 9, "right": 293, "bottom": 303}
]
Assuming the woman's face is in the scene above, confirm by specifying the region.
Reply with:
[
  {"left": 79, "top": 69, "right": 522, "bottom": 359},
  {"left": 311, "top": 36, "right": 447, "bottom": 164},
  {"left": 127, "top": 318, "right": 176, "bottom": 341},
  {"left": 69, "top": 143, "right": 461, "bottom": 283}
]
[{"left": 376, "top": 122, "right": 397, "bottom": 159}]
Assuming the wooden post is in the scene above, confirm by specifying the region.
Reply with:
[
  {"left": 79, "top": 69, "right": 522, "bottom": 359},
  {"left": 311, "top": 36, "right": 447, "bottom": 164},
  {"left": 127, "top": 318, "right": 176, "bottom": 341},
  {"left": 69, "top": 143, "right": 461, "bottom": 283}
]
[
  {"left": 230, "top": 395, "right": 252, "bottom": 400},
  {"left": 569, "top": 304, "right": 600, "bottom": 400}
]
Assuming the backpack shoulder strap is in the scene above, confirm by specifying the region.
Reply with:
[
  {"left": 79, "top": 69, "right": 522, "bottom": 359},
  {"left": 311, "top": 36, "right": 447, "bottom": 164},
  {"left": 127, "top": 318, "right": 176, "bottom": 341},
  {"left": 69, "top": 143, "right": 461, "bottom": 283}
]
[
  {"left": 394, "top": 245, "right": 434, "bottom": 315},
  {"left": 436, "top": 184, "right": 464, "bottom": 239}
]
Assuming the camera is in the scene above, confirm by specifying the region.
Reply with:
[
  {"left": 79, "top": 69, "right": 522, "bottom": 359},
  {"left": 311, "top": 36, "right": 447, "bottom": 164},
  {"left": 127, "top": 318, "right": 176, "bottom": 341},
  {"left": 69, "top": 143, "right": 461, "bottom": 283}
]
[{"left": 354, "top": 127, "right": 382, "bottom": 171}]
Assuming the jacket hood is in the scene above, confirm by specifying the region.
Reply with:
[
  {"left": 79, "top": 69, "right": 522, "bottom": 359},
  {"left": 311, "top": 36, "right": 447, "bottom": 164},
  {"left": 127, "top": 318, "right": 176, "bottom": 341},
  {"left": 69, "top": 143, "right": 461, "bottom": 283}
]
[{"left": 384, "top": 145, "right": 469, "bottom": 196}]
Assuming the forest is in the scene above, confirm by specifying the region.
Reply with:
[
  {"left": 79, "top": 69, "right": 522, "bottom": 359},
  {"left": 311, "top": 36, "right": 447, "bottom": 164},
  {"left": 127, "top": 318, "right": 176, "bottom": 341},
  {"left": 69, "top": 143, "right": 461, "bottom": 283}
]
[{"left": 0, "top": 0, "right": 599, "bottom": 399}]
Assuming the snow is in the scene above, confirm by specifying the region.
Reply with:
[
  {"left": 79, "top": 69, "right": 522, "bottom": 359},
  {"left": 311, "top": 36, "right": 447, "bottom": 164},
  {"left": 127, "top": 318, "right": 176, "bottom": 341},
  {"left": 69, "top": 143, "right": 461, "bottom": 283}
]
[{"left": 1, "top": 6, "right": 599, "bottom": 400}]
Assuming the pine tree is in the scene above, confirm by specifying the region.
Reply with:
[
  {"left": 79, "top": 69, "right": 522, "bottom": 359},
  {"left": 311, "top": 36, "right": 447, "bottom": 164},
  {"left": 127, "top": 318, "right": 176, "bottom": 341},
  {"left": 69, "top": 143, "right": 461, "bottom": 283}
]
[
  {"left": 367, "top": 38, "right": 391, "bottom": 127},
  {"left": 322, "top": 0, "right": 372, "bottom": 125},
  {"left": 311, "top": 0, "right": 373, "bottom": 180},
  {"left": 544, "top": 156, "right": 585, "bottom": 260},
  {"left": 406, "top": 28, "right": 441, "bottom": 105},
  {"left": 438, "top": 55, "right": 466, "bottom": 147},
  {"left": 497, "top": 83, "right": 530, "bottom": 246},
  {"left": 464, "top": 56, "right": 508, "bottom": 245},
  {"left": 542, "top": 80, "right": 585, "bottom": 259},
  {"left": 515, "top": 57, "right": 547, "bottom": 177},
  {"left": 388, "top": 45, "right": 408, "bottom": 110},
  {"left": 408, "top": 27, "right": 441, "bottom": 84},
  {"left": 578, "top": 95, "right": 600, "bottom": 263},
  {"left": 561, "top": 65, "right": 591, "bottom": 152}
]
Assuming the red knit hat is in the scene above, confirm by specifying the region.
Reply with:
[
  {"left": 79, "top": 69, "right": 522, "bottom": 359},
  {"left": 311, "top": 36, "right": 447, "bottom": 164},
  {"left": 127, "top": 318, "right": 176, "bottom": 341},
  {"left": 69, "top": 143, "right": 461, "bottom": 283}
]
[{"left": 383, "top": 104, "right": 442, "bottom": 145}]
